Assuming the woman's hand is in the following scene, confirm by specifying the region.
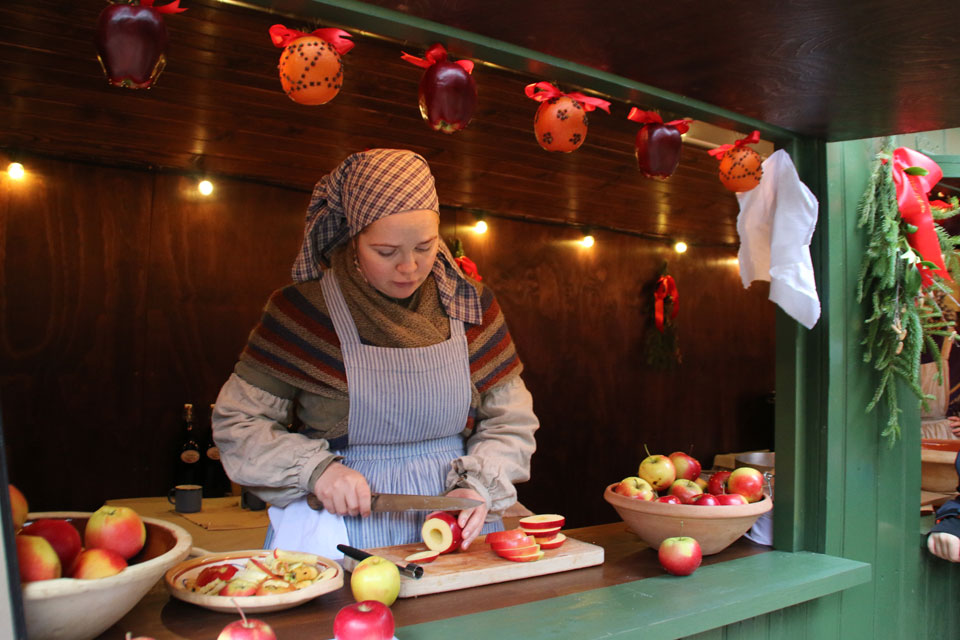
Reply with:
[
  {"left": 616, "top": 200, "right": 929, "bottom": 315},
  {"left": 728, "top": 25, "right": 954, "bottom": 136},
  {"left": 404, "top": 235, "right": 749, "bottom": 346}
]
[
  {"left": 949, "top": 415, "right": 960, "bottom": 437},
  {"left": 927, "top": 531, "right": 960, "bottom": 562},
  {"left": 313, "top": 462, "right": 372, "bottom": 517},
  {"left": 447, "top": 487, "right": 488, "bottom": 551}
]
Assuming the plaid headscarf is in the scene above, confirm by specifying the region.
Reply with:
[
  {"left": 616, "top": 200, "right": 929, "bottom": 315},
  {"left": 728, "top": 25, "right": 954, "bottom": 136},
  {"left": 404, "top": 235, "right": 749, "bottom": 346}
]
[{"left": 292, "top": 149, "right": 482, "bottom": 325}]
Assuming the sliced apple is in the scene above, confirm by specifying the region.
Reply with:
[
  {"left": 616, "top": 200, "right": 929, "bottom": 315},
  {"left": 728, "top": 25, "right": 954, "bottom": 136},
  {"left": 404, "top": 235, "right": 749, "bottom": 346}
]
[
  {"left": 484, "top": 529, "right": 528, "bottom": 545},
  {"left": 494, "top": 544, "right": 540, "bottom": 559},
  {"left": 219, "top": 578, "right": 262, "bottom": 597},
  {"left": 521, "top": 525, "right": 562, "bottom": 538},
  {"left": 536, "top": 533, "right": 567, "bottom": 550},
  {"left": 255, "top": 578, "right": 296, "bottom": 595},
  {"left": 421, "top": 511, "right": 463, "bottom": 554},
  {"left": 489, "top": 535, "right": 537, "bottom": 551},
  {"left": 518, "top": 514, "right": 565, "bottom": 530},
  {"left": 503, "top": 550, "right": 544, "bottom": 563},
  {"left": 273, "top": 549, "right": 320, "bottom": 564},
  {"left": 404, "top": 550, "right": 440, "bottom": 564}
]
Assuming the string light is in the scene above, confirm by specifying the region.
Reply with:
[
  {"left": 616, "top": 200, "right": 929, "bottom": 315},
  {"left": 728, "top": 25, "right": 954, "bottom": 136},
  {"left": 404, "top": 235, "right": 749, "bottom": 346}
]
[
  {"left": 580, "top": 230, "right": 595, "bottom": 248},
  {"left": 198, "top": 179, "right": 214, "bottom": 196},
  {"left": 473, "top": 219, "right": 488, "bottom": 234},
  {"left": 673, "top": 241, "right": 688, "bottom": 254},
  {"left": 7, "top": 162, "right": 25, "bottom": 180}
]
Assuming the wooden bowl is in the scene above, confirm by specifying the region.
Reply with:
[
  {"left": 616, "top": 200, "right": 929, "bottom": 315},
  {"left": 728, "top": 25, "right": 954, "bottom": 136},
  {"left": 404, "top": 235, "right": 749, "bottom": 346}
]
[
  {"left": 603, "top": 484, "right": 772, "bottom": 555},
  {"left": 21, "top": 512, "right": 192, "bottom": 640},
  {"left": 921, "top": 439, "right": 960, "bottom": 492}
]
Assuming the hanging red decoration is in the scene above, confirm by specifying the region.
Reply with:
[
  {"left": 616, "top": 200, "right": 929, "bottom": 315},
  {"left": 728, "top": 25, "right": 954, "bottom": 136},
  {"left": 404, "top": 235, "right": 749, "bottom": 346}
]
[
  {"left": 94, "top": 0, "right": 187, "bottom": 89},
  {"left": 708, "top": 130, "right": 764, "bottom": 192},
  {"left": 401, "top": 44, "right": 477, "bottom": 134},
  {"left": 269, "top": 25, "right": 354, "bottom": 105},
  {"left": 654, "top": 274, "right": 679, "bottom": 332},
  {"left": 627, "top": 108, "right": 692, "bottom": 180},
  {"left": 524, "top": 82, "right": 611, "bottom": 153}
]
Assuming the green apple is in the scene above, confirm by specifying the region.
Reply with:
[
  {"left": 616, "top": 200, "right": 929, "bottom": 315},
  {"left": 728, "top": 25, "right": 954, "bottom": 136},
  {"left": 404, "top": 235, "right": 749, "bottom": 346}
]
[
  {"left": 638, "top": 454, "right": 676, "bottom": 491},
  {"left": 350, "top": 555, "right": 400, "bottom": 606}
]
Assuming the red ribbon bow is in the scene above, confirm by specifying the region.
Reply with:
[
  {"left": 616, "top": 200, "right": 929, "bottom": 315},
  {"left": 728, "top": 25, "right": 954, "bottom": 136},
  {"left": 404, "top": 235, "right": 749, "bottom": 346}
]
[
  {"left": 626, "top": 108, "right": 691, "bottom": 135},
  {"left": 891, "top": 147, "right": 951, "bottom": 286},
  {"left": 140, "top": 0, "right": 187, "bottom": 13},
  {"left": 524, "top": 82, "right": 611, "bottom": 113},
  {"left": 268, "top": 25, "right": 355, "bottom": 55},
  {"left": 454, "top": 255, "right": 482, "bottom": 281},
  {"left": 401, "top": 43, "right": 474, "bottom": 74},
  {"left": 654, "top": 275, "right": 679, "bottom": 332},
  {"left": 707, "top": 130, "right": 761, "bottom": 158}
]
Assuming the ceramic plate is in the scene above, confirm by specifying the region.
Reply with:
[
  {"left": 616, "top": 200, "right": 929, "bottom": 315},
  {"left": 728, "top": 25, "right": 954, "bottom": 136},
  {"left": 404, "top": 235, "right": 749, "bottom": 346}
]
[{"left": 164, "top": 549, "right": 343, "bottom": 613}]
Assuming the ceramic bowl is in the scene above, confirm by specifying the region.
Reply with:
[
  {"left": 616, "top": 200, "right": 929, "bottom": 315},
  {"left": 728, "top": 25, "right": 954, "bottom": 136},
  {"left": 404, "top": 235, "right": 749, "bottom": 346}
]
[
  {"left": 603, "top": 484, "right": 772, "bottom": 555},
  {"left": 20, "top": 511, "right": 192, "bottom": 640},
  {"left": 921, "top": 439, "right": 960, "bottom": 493}
]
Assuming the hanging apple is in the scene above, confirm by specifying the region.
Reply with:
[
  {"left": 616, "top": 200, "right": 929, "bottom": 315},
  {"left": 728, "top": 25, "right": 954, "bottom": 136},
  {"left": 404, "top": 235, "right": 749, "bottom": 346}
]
[
  {"left": 269, "top": 25, "right": 354, "bottom": 105},
  {"left": 402, "top": 44, "right": 477, "bottom": 133},
  {"left": 627, "top": 108, "right": 692, "bottom": 179},
  {"left": 94, "top": 0, "right": 187, "bottom": 89},
  {"left": 524, "top": 82, "right": 610, "bottom": 153},
  {"left": 708, "top": 130, "right": 764, "bottom": 192}
]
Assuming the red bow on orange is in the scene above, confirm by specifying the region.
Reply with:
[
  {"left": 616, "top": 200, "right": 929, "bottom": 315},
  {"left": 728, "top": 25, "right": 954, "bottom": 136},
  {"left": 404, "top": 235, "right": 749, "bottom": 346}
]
[
  {"left": 455, "top": 256, "right": 482, "bottom": 281},
  {"left": 707, "top": 130, "right": 761, "bottom": 159},
  {"left": 524, "top": 82, "right": 611, "bottom": 113},
  {"left": 626, "top": 108, "right": 691, "bottom": 134},
  {"left": 268, "top": 25, "right": 355, "bottom": 55},
  {"left": 140, "top": 0, "right": 187, "bottom": 13},
  {"left": 654, "top": 275, "right": 679, "bottom": 332},
  {"left": 401, "top": 43, "right": 474, "bottom": 74}
]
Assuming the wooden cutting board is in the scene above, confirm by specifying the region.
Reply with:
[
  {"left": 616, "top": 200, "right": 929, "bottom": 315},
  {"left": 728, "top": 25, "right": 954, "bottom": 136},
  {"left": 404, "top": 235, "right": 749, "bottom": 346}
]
[{"left": 340, "top": 534, "right": 604, "bottom": 597}]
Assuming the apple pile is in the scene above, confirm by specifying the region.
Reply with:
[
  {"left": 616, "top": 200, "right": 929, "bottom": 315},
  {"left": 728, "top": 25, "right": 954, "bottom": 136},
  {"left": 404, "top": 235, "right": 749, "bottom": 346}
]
[
  {"left": 9, "top": 486, "right": 149, "bottom": 584},
  {"left": 185, "top": 549, "right": 338, "bottom": 597},
  {"left": 613, "top": 452, "right": 767, "bottom": 505}
]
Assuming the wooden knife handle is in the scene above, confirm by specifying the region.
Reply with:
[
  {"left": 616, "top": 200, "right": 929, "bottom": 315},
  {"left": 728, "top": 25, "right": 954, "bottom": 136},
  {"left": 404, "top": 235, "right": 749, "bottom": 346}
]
[{"left": 306, "top": 494, "right": 323, "bottom": 510}]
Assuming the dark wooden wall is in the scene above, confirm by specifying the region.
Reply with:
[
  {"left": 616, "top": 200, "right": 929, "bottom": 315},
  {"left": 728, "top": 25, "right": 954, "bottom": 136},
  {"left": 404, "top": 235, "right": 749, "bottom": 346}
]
[{"left": 0, "top": 153, "right": 774, "bottom": 528}]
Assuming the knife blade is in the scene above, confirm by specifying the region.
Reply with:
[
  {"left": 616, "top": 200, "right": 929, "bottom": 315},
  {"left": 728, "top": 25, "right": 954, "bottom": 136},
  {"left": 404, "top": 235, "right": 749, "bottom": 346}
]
[
  {"left": 306, "top": 492, "right": 481, "bottom": 512},
  {"left": 337, "top": 543, "right": 423, "bottom": 580}
]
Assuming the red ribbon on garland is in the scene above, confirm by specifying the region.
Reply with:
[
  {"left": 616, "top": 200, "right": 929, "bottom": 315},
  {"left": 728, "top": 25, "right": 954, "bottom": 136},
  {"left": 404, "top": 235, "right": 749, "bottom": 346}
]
[
  {"left": 626, "top": 108, "right": 691, "bottom": 134},
  {"left": 890, "top": 147, "right": 951, "bottom": 286},
  {"left": 524, "top": 82, "right": 611, "bottom": 113},
  {"left": 707, "top": 130, "right": 761, "bottom": 158},
  {"left": 140, "top": 0, "right": 187, "bottom": 13},
  {"left": 401, "top": 43, "right": 474, "bottom": 74},
  {"left": 654, "top": 275, "right": 678, "bottom": 332},
  {"left": 268, "top": 25, "right": 355, "bottom": 55},
  {"left": 454, "top": 255, "right": 482, "bottom": 281}
]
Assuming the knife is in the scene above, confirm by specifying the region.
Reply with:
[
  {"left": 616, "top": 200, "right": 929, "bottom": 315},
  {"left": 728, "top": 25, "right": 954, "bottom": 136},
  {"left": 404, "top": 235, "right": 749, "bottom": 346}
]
[
  {"left": 306, "top": 492, "right": 481, "bottom": 512},
  {"left": 337, "top": 543, "right": 424, "bottom": 580}
]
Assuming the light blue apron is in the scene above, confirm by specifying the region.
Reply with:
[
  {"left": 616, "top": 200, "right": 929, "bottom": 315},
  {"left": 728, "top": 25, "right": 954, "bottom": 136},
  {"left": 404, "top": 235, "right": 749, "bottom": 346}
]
[{"left": 267, "top": 271, "right": 501, "bottom": 555}]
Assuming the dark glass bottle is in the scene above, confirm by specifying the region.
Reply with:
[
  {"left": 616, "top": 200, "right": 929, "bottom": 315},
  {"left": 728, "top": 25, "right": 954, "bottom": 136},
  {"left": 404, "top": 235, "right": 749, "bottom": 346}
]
[
  {"left": 176, "top": 403, "right": 201, "bottom": 486},
  {"left": 201, "top": 403, "right": 231, "bottom": 497}
]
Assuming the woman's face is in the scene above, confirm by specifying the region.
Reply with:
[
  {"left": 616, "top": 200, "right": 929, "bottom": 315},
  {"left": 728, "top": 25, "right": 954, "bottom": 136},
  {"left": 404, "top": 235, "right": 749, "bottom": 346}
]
[{"left": 355, "top": 209, "right": 440, "bottom": 299}]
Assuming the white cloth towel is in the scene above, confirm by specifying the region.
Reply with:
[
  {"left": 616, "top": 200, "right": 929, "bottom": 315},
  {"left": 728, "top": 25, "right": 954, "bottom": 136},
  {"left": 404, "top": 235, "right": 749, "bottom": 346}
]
[
  {"left": 267, "top": 496, "right": 348, "bottom": 561},
  {"left": 736, "top": 149, "right": 821, "bottom": 329}
]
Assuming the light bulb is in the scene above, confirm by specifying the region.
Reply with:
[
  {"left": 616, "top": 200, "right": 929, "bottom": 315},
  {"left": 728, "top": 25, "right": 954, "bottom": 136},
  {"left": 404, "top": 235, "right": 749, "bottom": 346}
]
[
  {"left": 198, "top": 179, "right": 214, "bottom": 196},
  {"left": 580, "top": 234, "right": 595, "bottom": 248},
  {"left": 674, "top": 241, "right": 688, "bottom": 253},
  {"left": 473, "top": 219, "right": 488, "bottom": 234},
  {"left": 7, "top": 162, "right": 25, "bottom": 180}
]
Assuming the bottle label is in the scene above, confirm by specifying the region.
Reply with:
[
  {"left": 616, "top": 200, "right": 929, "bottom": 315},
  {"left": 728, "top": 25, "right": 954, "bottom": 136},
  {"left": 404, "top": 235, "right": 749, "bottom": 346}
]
[
  {"left": 206, "top": 446, "right": 221, "bottom": 461},
  {"left": 181, "top": 450, "right": 201, "bottom": 464}
]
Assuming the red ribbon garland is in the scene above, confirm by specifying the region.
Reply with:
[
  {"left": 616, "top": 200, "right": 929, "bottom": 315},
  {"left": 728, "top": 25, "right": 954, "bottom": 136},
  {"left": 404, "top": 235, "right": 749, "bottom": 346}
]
[
  {"left": 707, "top": 130, "right": 761, "bottom": 159},
  {"left": 654, "top": 275, "right": 679, "bottom": 332},
  {"left": 401, "top": 43, "right": 474, "bottom": 74},
  {"left": 524, "top": 82, "right": 611, "bottom": 113},
  {"left": 890, "top": 147, "right": 951, "bottom": 286},
  {"left": 140, "top": 0, "right": 187, "bottom": 13},
  {"left": 454, "top": 255, "right": 482, "bottom": 281},
  {"left": 268, "top": 25, "right": 355, "bottom": 55},
  {"left": 626, "top": 108, "right": 691, "bottom": 135}
]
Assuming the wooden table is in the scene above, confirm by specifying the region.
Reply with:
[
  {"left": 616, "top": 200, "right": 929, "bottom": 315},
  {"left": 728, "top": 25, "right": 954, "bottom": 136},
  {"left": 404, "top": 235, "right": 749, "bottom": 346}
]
[{"left": 96, "top": 501, "right": 773, "bottom": 640}]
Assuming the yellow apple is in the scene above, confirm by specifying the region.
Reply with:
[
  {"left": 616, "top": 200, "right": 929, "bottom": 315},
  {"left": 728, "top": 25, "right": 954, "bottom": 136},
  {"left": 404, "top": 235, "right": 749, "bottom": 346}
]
[
  {"left": 16, "top": 534, "right": 61, "bottom": 583},
  {"left": 350, "top": 556, "right": 400, "bottom": 606},
  {"left": 84, "top": 505, "right": 146, "bottom": 560}
]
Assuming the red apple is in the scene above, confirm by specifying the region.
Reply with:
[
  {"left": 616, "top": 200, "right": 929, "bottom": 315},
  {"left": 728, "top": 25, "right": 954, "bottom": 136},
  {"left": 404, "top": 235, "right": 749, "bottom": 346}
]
[
  {"left": 218, "top": 613, "right": 276, "bottom": 640},
  {"left": 638, "top": 455, "right": 676, "bottom": 491},
  {"left": 421, "top": 511, "right": 463, "bottom": 554},
  {"left": 197, "top": 564, "right": 240, "bottom": 588},
  {"left": 70, "top": 547, "right": 127, "bottom": 579},
  {"left": 490, "top": 535, "right": 537, "bottom": 551},
  {"left": 411, "top": 45, "right": 477, "bottom": 134},
  {"left": 536, "top": 533, "right": 566, "bottom": 550},
  {"left": 16, "top": 534, "right": 62, "bottom": 583},
  {"left": 727, "top": 467, "right": 766, "bottom": 503},
  {"left": 691, "top": 493, "right": 720, "bottom": 506},
  {"left": 333, "top": 600, "right": 395, "bottom": 640},
  {"left": 21, "top": 519, "right": 82, "bottom": 571},
  {"left": 658, "top": 536, "right": 702, "bottom": 576},
  {"left": 614, "top": 477, "right": 656, "bottom": 501},
  {"left": 694, "top": 476, "right": 709, "bottom": 491},
  {"left": 716, "top": 493, "right": 749, "bottom": 506},
  {"left": 484, "top": 529, "right": 528, "bottom": 545},
  {"left": 656, "top": 495, "right": 681, "bottom": 504},
  {"left": 350, "top": 555, "right": 400, "bottom": 606},
  {"left": 8, "top": 484, "right": 28, "bottom": 530},
  {"left": 403, "top": 550, "right": 440, "bottom": 563},
  {"left": 667, "top": 479, "right": 703, "bottom": 504},
  {"left": 84, "top": 505, "right": 146, "bottom": 559},
  {"left": 635, "top": 122, "right": 684, "bottom": 179},
  {"left": 94, "top": 1, "right": 186, "bottom": 90},
  {"left": 707, "top": 471, "right": 732, "bottom": 495},
  {"left": 668, "top": 452, "right": 701, "bottom": 482},
  {"left": 517, "top": 514, "right": 565, "bottom": 530}
]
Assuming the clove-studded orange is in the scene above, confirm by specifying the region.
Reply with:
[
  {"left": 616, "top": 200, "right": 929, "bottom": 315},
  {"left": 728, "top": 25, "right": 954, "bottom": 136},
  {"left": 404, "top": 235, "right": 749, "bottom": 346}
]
[
  {"left": 533, "top": 96, "right": 589, "bottom": 153},
  {"left": 717, "top": 147, "right": 763, "bottom": 192},
  {"left": 278, "top": 36, "right": 344, "bottom": 105}
]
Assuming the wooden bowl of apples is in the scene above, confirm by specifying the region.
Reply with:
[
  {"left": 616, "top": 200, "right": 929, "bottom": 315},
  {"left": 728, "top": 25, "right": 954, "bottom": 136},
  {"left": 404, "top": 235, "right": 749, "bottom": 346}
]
[
  {"left": 603, "top": 484, "right": 772, "bottom": 555},
  {"left": 20, "top": 511, "right": 192, "bottom": 640}
]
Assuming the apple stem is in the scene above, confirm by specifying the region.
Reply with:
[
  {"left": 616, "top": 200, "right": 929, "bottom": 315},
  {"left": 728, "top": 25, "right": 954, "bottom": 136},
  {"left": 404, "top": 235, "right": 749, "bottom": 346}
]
[
  {"left": 644, "top": 443, "right": 651, "bottom": 458},
  {"left": 231, "top": 597, "right": 249, "bottom": 626}
]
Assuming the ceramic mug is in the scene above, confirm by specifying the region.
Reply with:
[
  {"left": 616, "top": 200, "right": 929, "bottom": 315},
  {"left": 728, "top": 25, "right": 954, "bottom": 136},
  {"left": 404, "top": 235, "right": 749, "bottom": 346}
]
[{"left": 168, "top": 484, "right": 202, "bottom": 513}]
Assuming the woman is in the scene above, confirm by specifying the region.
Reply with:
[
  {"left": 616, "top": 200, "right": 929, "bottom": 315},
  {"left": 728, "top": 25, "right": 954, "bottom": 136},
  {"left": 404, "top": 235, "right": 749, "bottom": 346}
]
[{"left": 213, "top": 149, "right": 539, "bottom": 557}]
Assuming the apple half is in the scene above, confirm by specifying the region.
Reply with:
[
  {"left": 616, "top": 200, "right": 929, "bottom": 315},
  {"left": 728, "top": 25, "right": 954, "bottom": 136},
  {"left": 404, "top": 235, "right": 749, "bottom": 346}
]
[
  {"left": 518, "top": 514, "right": 565, "bottom": 530},
  {"left": 421, "top": 511, "right": 463, "bottom": 554},
  {"left": 537, "top": 533, "right": 567, "bottom": 550},
  {"left": 403, "top": 550, "right": 440, "bottom": 564}
]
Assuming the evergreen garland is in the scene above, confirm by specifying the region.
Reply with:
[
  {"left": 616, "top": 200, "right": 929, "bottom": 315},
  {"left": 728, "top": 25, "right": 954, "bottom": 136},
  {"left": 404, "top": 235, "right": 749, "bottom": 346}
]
[
  {"left": 856, "top": 143, "right": 960, "bottom": 445},
  {"left": 643, "top": 263, "right": 681, "bottom": 370}
]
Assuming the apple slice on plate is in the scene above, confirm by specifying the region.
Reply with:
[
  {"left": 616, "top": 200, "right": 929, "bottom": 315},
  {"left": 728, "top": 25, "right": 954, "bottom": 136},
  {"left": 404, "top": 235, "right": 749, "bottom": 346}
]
[
  {"left": 403, "top": 550, "right": 440, "bottom": 564},
  {"left": 518, "top": 514, "right": 565, "bottom": 530},
  {"left": 536, "top": 533, "right": 566, "bottom": 550}
]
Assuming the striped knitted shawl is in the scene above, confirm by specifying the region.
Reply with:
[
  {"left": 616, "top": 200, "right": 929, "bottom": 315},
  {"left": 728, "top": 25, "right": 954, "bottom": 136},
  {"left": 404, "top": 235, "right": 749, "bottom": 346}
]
[{"left": 240, "top": 250, "right": 522, "bottom": 434}]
